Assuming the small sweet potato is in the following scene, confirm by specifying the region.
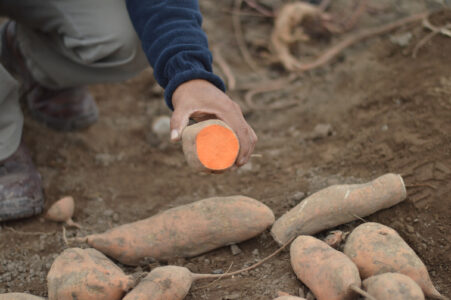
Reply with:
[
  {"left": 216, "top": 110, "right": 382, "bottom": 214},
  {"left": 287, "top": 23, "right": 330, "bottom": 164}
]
[
  {"left": 271, "top": 173, "right": 406, "bottom": 244},
  {"left": 75, "top": 196, "right": 275, "bottom": 265},
  {"left": 123, "top": 266, "right": 192, "bottom": 300},
  {"left": 290, "top": 235, "right": 368, "bottom": 300},
  {"left": 0, "top": 293, "right": 44, "bottom": 300},
  {"left": 45, "top": 196, "right": 81, "bottom": 228},
  {"left": 344, "top": 222, "right": 444, "bottom": 299},
  {"left": 182, "top": 119, "right": 240, "bottom": 172},
  {"left": 363, "top": 273, "right": 425, "bottom": 300},
  {"left": 123, "top": 241, "right": 293, "bottom": 300},
  {"left": 47, "top": 247, "right": 134, "bottom": 300}
]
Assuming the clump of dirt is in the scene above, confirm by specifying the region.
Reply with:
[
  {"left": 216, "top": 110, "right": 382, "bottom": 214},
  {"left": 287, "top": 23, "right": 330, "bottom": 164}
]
[{"left": 0, "top": 1, "right": 450, "bottom": 299}]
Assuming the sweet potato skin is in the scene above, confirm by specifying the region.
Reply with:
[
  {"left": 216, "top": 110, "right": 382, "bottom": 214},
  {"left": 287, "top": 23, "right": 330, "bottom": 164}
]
[
  {"left": 363, "top": 273, "right": 425, "bottom": 300},
  {"left": 47, "top": 248, "right": 134, "bottom": 300},
  {"left": 123, "top": 266, "right": 193, "bottom": 300},
  {"left": 45, "top": 196, "right": 74, "bottom": 222},
  {"left": 182, "top": 119, "right": 239, "bottom": 172},
  {"left": 0, "top": 293, "right": 44, "bottom": 300},
  {"left": 85, "top": 196, "right": 275, "bottom": 265},
  {"left": 271, "top": 173, "right": 406, "bottom": 244},
  {"left": 344, "top": 222, "right": 442, "bottom": 299},
  {"left": 290, "top": 235, "right": 361, "bottom": 300}
]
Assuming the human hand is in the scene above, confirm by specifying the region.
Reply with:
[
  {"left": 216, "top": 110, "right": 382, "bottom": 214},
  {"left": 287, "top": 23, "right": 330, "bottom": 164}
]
[{"left": 170, "top": 79, "right": 257, "bottom": 167}]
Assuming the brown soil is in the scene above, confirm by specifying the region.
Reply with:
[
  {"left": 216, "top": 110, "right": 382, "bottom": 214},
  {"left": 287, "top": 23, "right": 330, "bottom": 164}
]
[{"left": 1, "top": 1, "right": 450, "bottom": 299}]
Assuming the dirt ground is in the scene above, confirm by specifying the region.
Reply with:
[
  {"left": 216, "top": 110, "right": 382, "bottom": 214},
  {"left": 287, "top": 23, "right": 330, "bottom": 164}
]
[{"left": 1, "top": 0, "right": 450, "bottom": 299}]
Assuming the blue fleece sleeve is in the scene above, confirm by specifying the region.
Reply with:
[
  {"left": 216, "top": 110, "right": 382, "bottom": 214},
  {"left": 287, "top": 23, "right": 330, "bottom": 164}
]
[{"left": 125, "top": 0, "right": 226, "bottom": 110}]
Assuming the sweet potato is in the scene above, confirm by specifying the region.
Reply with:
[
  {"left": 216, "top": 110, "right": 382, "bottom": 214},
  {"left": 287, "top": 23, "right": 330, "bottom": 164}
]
[
  {"left": 123, "top": 240, "right": 293, "bottom": 300},
  {"left": 123, "top": 266, "right": 192, "bottom": 300},
  {"left": 45, "top": 196, "right": 81, "bottom": 228},
  {"left": 74, "top": 196, "right": 275, "bottom": 265},
  {"left": 47, "top": 247, "right": 134, "bottom": 300},
  {"left": 290, "top": 235, "right": 374, "bottom": 300},
  {"left": 343, "top": 222, "right": 445, "bottom": 299},
  {"left": 182, "top": 119, "right": 240, "bottom": 172},
  {"left": 0, "top": 293, "right": 44, "bottom": 300},
  {"left": 363, "top": 273, "right": 425, "bottom": 300},
  {"left": 271, "top": 173, "right": 406, "bottom": 244}
]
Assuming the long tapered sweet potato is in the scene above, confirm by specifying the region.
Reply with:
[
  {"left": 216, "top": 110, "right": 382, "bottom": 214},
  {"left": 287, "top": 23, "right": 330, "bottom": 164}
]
[
  {"left": 47, "top": 247, "right": 134, "bottom": 300},
  {"left": 271, "top": 173, "right": 406, "bottom": 244},
  {"left": 182, "top": 119, "right": 240, "bottom": 172},
  {"left": 343, "top": 222, "right": 445, "bottom": 299},
  {"left": 290, "top": 235, "right": 374, "bottom": 300},
  {"left": 123, "top": 239, "right": 293, "bottom": 300},
  {"left": 0, "top": 293, "right": 44, "bottom": 300},
  {"left": 363, "top": 273, "right": 425, "bottom": 300},
  {"left": 75, "top": 196, "right": 275, "bottom": 265}
]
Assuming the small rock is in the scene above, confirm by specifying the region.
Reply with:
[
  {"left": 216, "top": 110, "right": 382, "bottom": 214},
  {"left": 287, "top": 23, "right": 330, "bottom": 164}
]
[
  {"left": 223, "top": 293, "right": 241, "bottom": 300},
  {"left": 390, "top": 32, "right": 413, "bottom": 47},
  {"left": 288, "top": 191, "right": 305, "bottom": 203},
  {"left": 230, "top": 244, "right": 242, "bottom": 256},
  {"left": 151, "top": 115, "right": 171, "bottom": 139},
  {"left": 252, "top": 249, "right": 260, "bottom": 256},
  {"left": 406, "top": 224, "right": 415, "bottom": 233},
  {"left": 381, "top": 124, "right": 388, "bottom": 131},
  {"left": 212, "top": 269, "right": 224, "bottom": 274},
  {"left": 203, "top": 259, "right": 210, "bottom": 265},
  {"left": 310, "top": 123, "right": 332, "bottom": 139},
  {"left": 103, "top": 209, "right": 114, "bottom": 217},
  {"left": 112, "top": 213, "right": 120, "bottom": 222}
]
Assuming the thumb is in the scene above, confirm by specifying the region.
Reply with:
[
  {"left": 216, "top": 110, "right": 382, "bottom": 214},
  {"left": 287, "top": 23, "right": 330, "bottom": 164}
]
[{"left": 170, "top": 108, "right": 190, "bottom": 142}]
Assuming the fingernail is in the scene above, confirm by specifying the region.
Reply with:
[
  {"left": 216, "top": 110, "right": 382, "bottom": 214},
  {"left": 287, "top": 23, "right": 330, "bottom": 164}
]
[{"left": 170, "top": 129, "right": 179, "bottom": 141}]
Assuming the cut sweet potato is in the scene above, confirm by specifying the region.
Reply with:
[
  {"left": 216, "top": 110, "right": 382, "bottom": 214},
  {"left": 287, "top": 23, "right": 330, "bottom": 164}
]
[
  {"left": 47, "top": 247, "right": 134, "bottom": 300},
  {"left": 344, "top": 222, "right": 445, "bottom": 299},
  {"left": 74, "top": 196, "right": 275, "bottom": 265},
  {"left": 182, "top": 119, "right": 239, "bottom": 172},
  {"left": 271, "top": 173, "right": 406, "bottom": 244},
  {"left": 363, "top": 273, "right": 425, "bottom": 300}
]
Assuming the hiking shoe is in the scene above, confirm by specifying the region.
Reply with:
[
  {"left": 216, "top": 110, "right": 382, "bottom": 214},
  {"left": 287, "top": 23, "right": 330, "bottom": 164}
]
[
  {"left": 1, "top": 21, "right": 98, "bottom": 131},
  {"left": 0, "top": 144, "right": 44, "bottom": 221}
]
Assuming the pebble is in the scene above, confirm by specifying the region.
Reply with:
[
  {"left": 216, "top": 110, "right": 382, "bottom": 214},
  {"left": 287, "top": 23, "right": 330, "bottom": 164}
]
[
  {"left": 112, "top": 213, "right": 120, "bottom": 222},
  {"left": 288, "top": 191, "right": 305, "bottom": 203},
  {"left": 212, "top": 269, "right": 224, "bottom": 274},
  {"left": 310, "top": 123, "right": 332, "bottom": 139},
  {"left": 151, "top": 115, "right": 171, "bottom": 139},
  {"left": 230, "top": 244, "right": 242, "bottom": 256},
  {"left": 103, "top": 209, "right": 114, "bottom": 217},
  {"left": 406, "top": 224, "right": 415, "bottom": 233},
  {"left": 389, "top": 32, "right": 413, "bottom": 47},
  {"left": 252, "top": 249, "right": 260, "bottom": 256}
]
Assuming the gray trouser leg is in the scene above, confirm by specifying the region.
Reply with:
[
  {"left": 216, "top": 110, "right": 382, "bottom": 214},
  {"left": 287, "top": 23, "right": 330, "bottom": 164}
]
[
  {"left": 0, "top": 0, "right": 148, "bottom": 158},
  {"left": 0, "top": 65, "right": 22, "bottom": 161},
  {"left": 0, "top": 0, "right": 148, "bottom": 88}
]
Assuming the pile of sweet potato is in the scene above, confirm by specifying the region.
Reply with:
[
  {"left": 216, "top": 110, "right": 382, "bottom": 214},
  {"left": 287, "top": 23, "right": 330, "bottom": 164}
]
[{"left": 1, "top": 173, "right": 447, "bottom": 300}]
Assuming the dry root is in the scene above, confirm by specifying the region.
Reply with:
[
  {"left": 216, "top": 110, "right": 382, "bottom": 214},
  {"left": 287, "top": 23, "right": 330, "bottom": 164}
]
[
  {"left": 270, "top": 2, "right": 324, "bottom": 71},
  {"left": 412, "top": 17, "right": 451, "bottom": 58}
]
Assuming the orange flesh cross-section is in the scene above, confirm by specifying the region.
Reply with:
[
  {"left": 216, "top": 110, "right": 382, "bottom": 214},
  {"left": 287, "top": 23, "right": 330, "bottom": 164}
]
[{"left": 196, "top": 124, "right": 240, "bottom": 170}]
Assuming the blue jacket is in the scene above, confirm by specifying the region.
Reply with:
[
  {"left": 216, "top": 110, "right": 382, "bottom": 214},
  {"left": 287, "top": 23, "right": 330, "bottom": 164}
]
[{"left": 126, "top": 0, "right": 226, "bottom": 110}]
